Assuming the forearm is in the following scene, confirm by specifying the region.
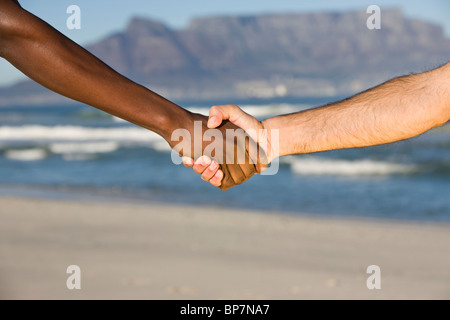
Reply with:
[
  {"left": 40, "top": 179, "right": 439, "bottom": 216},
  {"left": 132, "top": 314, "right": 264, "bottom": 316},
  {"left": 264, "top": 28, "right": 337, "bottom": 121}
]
[
  {"left": 264, "top": 63, "right": 450, "bottom": 157},
  {"left": 0, "top": 1, "right": 189, "bottom": 139}
]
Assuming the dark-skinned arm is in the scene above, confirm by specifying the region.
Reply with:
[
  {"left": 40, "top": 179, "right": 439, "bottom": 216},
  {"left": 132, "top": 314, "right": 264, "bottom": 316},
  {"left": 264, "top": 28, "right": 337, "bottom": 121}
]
[
  {"left": 0, "top": 0, "right": 262, "bottom": 190},
  {"left": 0, "top": 0, "right": 184, "bottom": 137}
]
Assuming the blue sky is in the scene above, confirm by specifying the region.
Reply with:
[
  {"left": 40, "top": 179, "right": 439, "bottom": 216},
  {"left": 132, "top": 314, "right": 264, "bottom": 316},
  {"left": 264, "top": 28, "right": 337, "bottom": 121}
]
[{"left": 1, "top": 0, "right": 449, "bottom": 86}]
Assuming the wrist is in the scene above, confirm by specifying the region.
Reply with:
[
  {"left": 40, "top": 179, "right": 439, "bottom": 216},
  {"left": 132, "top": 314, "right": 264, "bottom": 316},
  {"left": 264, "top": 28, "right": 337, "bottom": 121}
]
[
  {"left": 128, "top": 86, "right": 194, "bottom": 142},
  {"left": 158, "top": 108, "right": 195, "bottom": 143},
  {"left": 262, "top": 117, "right": 285, "bottom": 162}
]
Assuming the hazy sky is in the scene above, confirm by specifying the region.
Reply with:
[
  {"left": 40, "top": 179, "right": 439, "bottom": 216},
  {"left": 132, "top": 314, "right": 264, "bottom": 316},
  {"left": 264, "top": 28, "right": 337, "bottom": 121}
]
[{"left": 1, "top": 0, "right": 449, "bottom": 86}]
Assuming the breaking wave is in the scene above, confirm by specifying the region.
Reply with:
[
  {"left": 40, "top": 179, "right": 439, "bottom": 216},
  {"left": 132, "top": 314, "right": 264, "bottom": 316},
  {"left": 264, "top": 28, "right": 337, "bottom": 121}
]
[
  {"left": 283, "top": 156, "right": 417, "bottom": 176},
  {"left": 0, "top": 125, "right": 161, "bottom": 142},
  {"left": 5, "top": 148, "right": 47, "bottom": 161}
]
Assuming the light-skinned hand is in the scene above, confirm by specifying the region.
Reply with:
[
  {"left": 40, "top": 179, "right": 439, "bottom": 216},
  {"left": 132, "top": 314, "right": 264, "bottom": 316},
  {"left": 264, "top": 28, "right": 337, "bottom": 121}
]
[{"left": 182, "top": 105, "right": 273, "bottom": 189}]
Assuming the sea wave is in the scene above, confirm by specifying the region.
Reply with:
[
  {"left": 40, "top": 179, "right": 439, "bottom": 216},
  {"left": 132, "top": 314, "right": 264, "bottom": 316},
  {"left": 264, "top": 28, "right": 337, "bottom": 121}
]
[
  {"left": 0, "top": 125, "right": 161, "bottom": 142},
  {"left": 62, "top": 153, "right": 97, "bottom": 161},
  {"left": 283, "top": 156, "right": 417, "bottom": 176},
  {"left": 186, "top": 104, "right": 308, "bottom": 119},
  {"left": 5, "top": 148, "right": 47, "bottom": 161},
  {"left": 240, "top": 104, "right": 308, "bottom": 118},
  {"left": 49, "top": 142, "right": 119, "bottom": 154},
  {"left": 152, "top": 140, "right": 172, "bottom": 152}
]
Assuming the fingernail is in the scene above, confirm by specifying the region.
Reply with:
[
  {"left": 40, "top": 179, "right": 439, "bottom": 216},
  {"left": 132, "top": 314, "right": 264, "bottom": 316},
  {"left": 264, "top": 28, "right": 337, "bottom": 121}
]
[
  {"left": 183, "top": 157, "right": 193, "bottom": 165},
  {"left": 210, "top": 161, "right": 218, "bottom": 170},
  {"left": 201, "top": 156, "right": 211, "bottom": 166},
  {"left": 207, "top": 116, "right": 216, "bottom": 128}
]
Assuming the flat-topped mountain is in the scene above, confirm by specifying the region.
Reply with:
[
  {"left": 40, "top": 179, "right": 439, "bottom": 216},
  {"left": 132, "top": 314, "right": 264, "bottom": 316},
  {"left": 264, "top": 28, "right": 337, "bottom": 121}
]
[{"left": 1, "top": 9, "right": 449, "bottom": 106}]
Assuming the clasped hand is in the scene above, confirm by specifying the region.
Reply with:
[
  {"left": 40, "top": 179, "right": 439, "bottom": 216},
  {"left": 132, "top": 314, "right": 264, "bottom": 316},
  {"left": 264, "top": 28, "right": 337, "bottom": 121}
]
[{"left": 173, "top": 105, "right": 274, "bottom": 190}]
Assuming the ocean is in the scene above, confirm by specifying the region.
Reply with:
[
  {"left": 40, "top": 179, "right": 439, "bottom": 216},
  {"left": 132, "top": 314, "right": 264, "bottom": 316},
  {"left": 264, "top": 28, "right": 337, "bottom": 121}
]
[{"left": 0, "top": 99, "right": 449, "bottom": 222}]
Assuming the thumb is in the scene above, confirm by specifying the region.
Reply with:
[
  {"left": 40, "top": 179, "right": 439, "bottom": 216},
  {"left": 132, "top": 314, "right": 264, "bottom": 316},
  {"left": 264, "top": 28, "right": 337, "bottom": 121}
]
[
  {"left": 207, "top": 104, "right": 250, "bottom": 130},
  {"left": 207, "top": 104, "right": 267, "bottom": 171},
  {"left": 207, "top": 105, "right": 232, "bottom": 128},
  {"left": 207, "top": 113, "right": 223, "bottom": 129}
]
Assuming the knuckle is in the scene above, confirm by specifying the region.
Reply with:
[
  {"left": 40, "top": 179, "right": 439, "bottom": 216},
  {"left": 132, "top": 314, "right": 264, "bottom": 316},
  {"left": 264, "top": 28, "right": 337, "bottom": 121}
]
[
  {"left": 193, "top": 166, "right": 204, "bottom": 174},
  {"left": 201, "top": 172, "right": 212, "bottom": 181},
  {"left": 247, "top": 164, "right": 257, "bottom": 176},
  {"left": 211, "top": 181, "right": 221, "bottom": 187}
]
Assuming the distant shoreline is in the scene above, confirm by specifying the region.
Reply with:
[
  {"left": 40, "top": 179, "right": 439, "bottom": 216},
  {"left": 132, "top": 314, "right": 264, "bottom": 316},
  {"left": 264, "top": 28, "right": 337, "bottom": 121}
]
[{"left": 0, "top": 185, "right": 448, "bottom": 226}]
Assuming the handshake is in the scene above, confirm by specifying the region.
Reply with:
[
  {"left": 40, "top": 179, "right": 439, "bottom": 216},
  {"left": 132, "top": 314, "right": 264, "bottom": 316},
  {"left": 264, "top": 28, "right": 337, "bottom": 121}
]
[
  {"left": 2, "top": 0, "right": 448, "bottom": 195},
  {"left": 167, "top": 58, "right": 450, "bottom": 191},
  {"left": 171, "top": 104, "right": 278, "bottom": 191}
]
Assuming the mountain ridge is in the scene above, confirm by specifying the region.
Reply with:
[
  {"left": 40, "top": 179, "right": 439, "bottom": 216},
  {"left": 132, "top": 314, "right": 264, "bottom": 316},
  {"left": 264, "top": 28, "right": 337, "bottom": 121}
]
[{"left": 1, "top": 9, "right": 449, "bottom": 106}]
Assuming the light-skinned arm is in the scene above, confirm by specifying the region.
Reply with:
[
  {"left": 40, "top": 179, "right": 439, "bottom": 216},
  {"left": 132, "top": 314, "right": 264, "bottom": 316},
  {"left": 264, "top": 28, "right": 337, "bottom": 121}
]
[{"left": 187, "top": 63, "right": 450, "bottom": 186}]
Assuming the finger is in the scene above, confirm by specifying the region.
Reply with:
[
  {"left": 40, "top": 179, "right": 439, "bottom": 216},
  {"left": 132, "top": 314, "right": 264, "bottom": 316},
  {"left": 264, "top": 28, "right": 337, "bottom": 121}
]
[
  {"left": 192, "top": 155, "right": 211, "bottom": 174},
  {"left": 207, "top": 114, "right": 223, "bottom": 129},
  {"left": 208, "top": 105, "right": 261, "bottom": 144},
  {"left": 219, "top": 165, "right": 234, "bottom": 191},
  {"left": 209, "top": 170, "right": 223, "bottom": 187},
  {"left": 233, "top": 134, "right": 257, "bottom": 178},
  {"left": 182, "top": 156, "right": 194, "bottom": 167},
  {"left": 208, "top": 104, "right": 244, "bottom": 128},
  {"left": 239, "top": 163, "right": 256, "bottom": 182},
  {"left": 245, "top": 134, "right": 267, "bottom": 174},
  {"left": 201, "top": 160, "right": 220, "bottom": 182},
  {"left": 226, "top": 164, "right": 247, "bottom": 186}
]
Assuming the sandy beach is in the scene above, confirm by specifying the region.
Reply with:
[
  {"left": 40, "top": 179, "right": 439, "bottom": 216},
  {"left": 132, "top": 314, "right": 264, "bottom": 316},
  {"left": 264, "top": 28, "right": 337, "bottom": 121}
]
[{"left": 0, "top": 196, "right": 449, "bottom": 300}]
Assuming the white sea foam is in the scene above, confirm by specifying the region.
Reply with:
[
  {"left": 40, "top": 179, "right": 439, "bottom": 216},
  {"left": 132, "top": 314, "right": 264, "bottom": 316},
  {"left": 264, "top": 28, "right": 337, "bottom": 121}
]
[
  {"left": 284, "top": 157, "right": 417, "bottom": 176},
  {"left": 0, "top": 125, "right": 161, "bottom": 142},
  {"left": 49, "top": 142, "right": 119, "bottom": 154},
  {"left": 62, "top": 153, "right": 97, "bottom": 161},
  {"left": 5, "top": 148, "right": 47, "bottom": 161},
  {"left": 240, "top": 104, "right": 308, "bottom": 118},
  {"left": 187, "top": 104, "right": 307, "bottom": 119},
  {"left": 112, "top": 116, "right": 127, "bottom": 123},
  {"left": 152, "top": 141, "right": 172, "bottom": 152}
]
